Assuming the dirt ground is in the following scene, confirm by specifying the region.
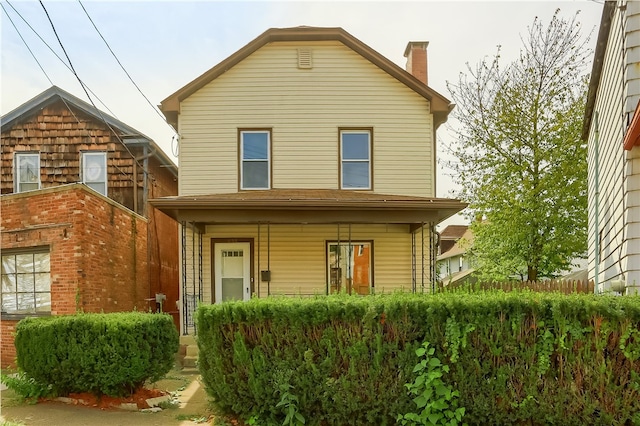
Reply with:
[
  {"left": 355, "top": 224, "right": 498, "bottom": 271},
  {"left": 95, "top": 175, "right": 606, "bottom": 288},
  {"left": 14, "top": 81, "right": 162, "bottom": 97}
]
[{"left": 0, "top": 370, "right": 218, "bottom": 426}]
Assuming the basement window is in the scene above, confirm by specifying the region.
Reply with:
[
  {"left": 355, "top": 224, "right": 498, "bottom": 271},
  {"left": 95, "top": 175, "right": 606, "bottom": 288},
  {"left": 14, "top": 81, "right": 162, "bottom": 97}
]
[{"left": 1, "top": 247, "right": 51, "bottom": 315}]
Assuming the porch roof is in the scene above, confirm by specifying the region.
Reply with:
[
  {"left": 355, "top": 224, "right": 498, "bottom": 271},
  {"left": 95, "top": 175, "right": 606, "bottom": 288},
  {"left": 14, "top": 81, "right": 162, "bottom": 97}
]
[{"left": 150, "top": 189, "right": 466, "bottom": 227}]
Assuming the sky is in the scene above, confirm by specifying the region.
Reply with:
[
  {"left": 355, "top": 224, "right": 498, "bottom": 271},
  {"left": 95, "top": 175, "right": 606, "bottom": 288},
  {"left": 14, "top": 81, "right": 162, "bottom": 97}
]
[{"left": 1, "top": 0, "right": 605, "bottom": 226}]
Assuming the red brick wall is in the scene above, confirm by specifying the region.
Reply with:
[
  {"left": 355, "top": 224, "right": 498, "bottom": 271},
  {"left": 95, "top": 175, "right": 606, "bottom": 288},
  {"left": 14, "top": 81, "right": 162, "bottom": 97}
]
[{"left": 0, "top": 184, "right": 148, "bottom": 367}]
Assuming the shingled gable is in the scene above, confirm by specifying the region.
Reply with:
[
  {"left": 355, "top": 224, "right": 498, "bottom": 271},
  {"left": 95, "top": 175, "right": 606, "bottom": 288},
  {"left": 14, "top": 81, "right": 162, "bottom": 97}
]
[
  {"left": 160, "top": 26, "right": 454, "bottom": 129},
  {"left": 2, "top": 85, "right": 177, "bottom": 176}
]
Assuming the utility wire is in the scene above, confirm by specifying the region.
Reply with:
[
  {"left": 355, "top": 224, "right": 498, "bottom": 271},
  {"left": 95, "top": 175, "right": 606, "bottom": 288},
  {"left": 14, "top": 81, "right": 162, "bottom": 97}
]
[
  {"left": 2, "top": 2, "right": 89, "bottom": 142},
  {"left": 4, "top": 0, "right": 118, "bottom": 117},
  {"left": 2, "top": 2, "right": 135, "bottom": 181},
  {"left": 2, "top": 3, "right": 52, "bottom": 87},
  {"left": 77, "top": 0, "right": 177, "bottom": 136},
  {"left": 38, "top": 0, "right": 147, "bottom": 174}
]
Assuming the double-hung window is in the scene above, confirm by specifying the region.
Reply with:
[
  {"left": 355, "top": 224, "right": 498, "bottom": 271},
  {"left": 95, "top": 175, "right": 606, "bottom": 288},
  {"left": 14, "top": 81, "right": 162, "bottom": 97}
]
[
  {"left": 81, "top": 151, "right": 108, "bottom": 196},
  {"left": 240, "top": 130, "right": 270, "bottom": 190},
  {"left": 327, "top": 241, "right": 373, "bottom": 295},
  {"left": 1, "top": 248, "right": 51, "bottom": 315},
  {"left": 340, "top": 130, "right": 371, "bottom": 189},
  {"left": 14, "top": 152, "right": 40, "bottom": 193}
]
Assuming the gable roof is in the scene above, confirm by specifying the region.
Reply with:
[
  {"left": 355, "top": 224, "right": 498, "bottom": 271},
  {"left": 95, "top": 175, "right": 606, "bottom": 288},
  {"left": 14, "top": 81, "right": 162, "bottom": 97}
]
[
  {"left": 438, "top": 226, "right": 474, "bottom": 260},
  {"left": 1, "top": 85, "right": 177, "bottom": 176},
  {"left": 160, "top": 26, "right": 454, "bottom": 129}
]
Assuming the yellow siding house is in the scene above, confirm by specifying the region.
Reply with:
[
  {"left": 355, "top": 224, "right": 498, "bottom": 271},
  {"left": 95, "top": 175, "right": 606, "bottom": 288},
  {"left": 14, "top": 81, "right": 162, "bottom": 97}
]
[{"left": 152, "top": 27, "right": 466, "bottom": 334}]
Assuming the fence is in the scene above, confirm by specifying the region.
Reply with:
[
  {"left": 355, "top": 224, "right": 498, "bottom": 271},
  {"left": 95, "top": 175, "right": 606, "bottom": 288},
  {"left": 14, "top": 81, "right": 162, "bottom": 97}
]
[{"left": 440, "top": 279, "right": 594, "bottom": 294}]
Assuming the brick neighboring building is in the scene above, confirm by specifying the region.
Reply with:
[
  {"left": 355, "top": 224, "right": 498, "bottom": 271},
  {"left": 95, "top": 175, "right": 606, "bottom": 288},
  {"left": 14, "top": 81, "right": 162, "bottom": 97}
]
[{"left": 1, "top": 86, "right": 179, "bottom": 368}]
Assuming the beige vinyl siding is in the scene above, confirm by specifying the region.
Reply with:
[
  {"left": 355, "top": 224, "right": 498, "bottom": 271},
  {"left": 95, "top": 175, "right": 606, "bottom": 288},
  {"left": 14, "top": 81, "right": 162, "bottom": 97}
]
[
  {"left": 192, "top": 224, "right": 430, "bottom": 303},
  {"left": 587, "top": 4, "right": 640, "bottom": 291},
  {"left": 178, "top": 41, "right": 434, "bottom": 197}
]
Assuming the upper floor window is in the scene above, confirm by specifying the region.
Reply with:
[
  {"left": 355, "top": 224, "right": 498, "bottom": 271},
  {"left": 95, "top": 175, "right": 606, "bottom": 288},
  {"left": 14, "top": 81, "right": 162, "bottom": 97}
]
[
  {"left": 81, "top": 151, "right": 108, "bottom": 196},
  {"left": 14, "top": 152, "right": 40, "bottom": 193},
  {"left": 340, "top": 130, "right": 371, "bottom": 190},
  {"left": 240, "top": 130, "right": 270, "bottom": 190},
  {"left": 1, "top": 247, "right": 51, "bottom": 315}
]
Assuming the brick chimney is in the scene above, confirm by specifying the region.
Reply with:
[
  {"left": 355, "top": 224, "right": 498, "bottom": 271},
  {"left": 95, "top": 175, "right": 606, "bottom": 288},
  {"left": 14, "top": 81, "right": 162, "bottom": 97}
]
[{"left": 404, "top": 41, "right": 429, "bottom": 85}]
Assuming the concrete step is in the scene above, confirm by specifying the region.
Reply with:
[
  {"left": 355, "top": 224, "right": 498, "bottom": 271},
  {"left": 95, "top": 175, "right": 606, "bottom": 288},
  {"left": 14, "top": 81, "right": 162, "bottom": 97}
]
[{"left": 178, "top": 335, "right": 199, "bottom": 371}]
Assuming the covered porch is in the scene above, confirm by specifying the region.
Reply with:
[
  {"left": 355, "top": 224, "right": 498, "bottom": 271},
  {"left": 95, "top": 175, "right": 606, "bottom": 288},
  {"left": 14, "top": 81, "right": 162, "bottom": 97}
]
[{"left": 151, "top": 189, "right": 465, "bottom": 334}]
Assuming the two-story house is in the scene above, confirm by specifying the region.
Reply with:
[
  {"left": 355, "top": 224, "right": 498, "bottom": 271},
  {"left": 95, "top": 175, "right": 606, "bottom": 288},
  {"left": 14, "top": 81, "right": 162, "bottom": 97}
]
[
  {"left": 437, "top": 225, "right": 476, "bottom": 285},
  {"left": 0, "top": 86, "right": 179, "bottom": 367},
  {"left": 583, "top": 1, "right": 640, "bottom": 294},
  {"left": 151, "top": 26, "right": 466, "bottom": 334}
]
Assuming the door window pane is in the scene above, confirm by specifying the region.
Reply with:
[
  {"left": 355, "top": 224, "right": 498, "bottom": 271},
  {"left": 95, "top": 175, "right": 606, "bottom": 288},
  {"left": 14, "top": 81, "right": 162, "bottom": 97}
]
[{"left": 221, "top": 278, "right": 244, "bottom": 301}]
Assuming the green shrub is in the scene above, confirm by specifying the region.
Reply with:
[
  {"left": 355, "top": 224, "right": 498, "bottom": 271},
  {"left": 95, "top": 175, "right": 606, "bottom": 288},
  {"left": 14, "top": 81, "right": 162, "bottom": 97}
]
[
  {"left": 196, "top": 292, "right": 640, "bottom": 425},
  {"left": 15, "top": 312, "right": 179, "bottom": 397}
]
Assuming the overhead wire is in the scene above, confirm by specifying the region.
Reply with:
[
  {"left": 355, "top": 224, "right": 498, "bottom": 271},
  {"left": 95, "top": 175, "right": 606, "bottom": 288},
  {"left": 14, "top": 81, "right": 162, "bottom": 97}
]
[
  {"left": 38, "top": 0, "right": 148, "bottom": 176},
  {"left": 76, "top": 0, "right": 177, "bottom": 137},
  {"left": 1, "top": 2, "right": 92, "bottom": 149},
  {"left": 3, "top": 0, "right": 118, "bottom": 117},
  {"left": 2, "top": 1, "right": 140, "bottom": 182}
]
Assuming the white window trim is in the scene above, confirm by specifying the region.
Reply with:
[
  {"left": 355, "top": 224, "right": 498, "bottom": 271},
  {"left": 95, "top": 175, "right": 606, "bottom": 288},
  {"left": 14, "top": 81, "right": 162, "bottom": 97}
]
[
  {"left": 240, "top": 130, "right": 271, "bottom": 190},
  {"left": 14, "top": 152, "right": 41, "bottom": 193},
  {"left": 340, "top": 130, "right": 371, "bottom": 190},
  {"left": 81, "top": 151, "right": 108, "bottom": 196}
]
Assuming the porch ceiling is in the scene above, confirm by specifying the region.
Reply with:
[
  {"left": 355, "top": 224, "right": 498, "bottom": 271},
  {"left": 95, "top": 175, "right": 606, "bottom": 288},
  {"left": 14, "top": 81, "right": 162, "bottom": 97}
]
[{"left": 150, "top": 189, "right": 467, "bottom": 225}]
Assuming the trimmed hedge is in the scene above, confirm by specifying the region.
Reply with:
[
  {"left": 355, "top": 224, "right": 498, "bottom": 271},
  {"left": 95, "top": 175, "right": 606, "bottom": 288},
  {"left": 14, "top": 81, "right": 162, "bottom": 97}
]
[
  {"left": 15, "top": 312, "right": 179, "bottom": 397},
  {"left": 196, "top": 292, "right": 640, "bottom": 425}
]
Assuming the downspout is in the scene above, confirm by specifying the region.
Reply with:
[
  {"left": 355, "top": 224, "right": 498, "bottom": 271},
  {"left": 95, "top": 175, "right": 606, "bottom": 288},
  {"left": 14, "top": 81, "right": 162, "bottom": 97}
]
[{"left": 594, "top": 111, "right": 600, "bottom": 293}]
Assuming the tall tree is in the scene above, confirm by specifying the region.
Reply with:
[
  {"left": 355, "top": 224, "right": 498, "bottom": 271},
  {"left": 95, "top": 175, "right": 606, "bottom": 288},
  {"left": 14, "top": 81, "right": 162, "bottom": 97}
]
[{"left": 446, "top": 10, "right": 590, "bottom": 281}]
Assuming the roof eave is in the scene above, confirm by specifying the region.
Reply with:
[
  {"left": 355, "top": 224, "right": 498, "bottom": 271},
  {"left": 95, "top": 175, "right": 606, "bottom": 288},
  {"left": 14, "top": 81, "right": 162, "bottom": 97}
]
[
  {"left": 160, "top": 26, "right": 453, "bottom": 126},
  {"left": 582, "top": 1, "right": 615, "bottom": 141},
  {"left": 150, "top": 197, "right": 467, "bottom": 224}
]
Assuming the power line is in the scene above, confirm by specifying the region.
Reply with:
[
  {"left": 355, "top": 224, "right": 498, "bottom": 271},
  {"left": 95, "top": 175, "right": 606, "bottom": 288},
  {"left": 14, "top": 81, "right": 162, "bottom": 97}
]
[
  {"left": 76, "top": 0, "right": 177, "bottom": 136},
  {"left": 1, "top": 2, "right": 135, "bottom": 181},
  {"left": 4, "top": 0, "right": 118, "bottom": 117},
  {"left": 38, "top": 0, "right": 147, "bottom": 174},
  {"left": 2, "top": 3, "right": 53, "bottom": 87}
]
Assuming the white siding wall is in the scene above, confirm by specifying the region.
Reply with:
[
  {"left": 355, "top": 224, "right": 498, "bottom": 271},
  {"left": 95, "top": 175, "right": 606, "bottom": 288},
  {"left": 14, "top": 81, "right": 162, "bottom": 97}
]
[
  {"left": 178, "top": 41, "right": 434, "bottom": 198},
  {"left": 588, "top": 1, "right": 640, "bottom": 292}
]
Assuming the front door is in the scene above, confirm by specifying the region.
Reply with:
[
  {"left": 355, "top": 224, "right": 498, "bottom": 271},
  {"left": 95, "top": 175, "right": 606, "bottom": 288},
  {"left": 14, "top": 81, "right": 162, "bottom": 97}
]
[{"left": 214, "top": 242, "right": 251, "bottom": 303}]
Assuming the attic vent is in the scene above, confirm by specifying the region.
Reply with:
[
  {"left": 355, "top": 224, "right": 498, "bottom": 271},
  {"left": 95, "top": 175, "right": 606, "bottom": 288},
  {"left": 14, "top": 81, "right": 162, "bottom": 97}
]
[{"left": 297, "top": 48, "right": 312, "bottom": 69}]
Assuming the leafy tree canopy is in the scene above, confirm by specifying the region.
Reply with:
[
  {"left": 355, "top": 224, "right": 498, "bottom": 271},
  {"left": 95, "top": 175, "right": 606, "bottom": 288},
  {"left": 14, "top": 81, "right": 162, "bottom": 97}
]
[{"left": 446, "top": 10, "right": 590, "bottom": 281}]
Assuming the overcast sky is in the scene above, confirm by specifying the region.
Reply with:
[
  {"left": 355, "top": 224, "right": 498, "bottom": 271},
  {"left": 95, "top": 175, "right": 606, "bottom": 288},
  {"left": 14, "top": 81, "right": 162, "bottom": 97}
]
[{"left": 1, "top": 0, "right": 604, "bottom": 225}]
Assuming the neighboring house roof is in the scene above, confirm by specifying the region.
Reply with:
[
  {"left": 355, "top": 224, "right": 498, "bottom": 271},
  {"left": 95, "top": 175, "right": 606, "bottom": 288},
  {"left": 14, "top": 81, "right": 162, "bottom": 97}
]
[
  {"left": 151, "top": 188, "right": 466, "bottom": 225},
  {"left": 439, "top": 225, "right": 468, "bottom": 241},
  {"left": 160, "top": 26, "right": 454, "bottom": 129},
  {"left": 582, "top": 1, "right": 616, "bottom": 142},
  {"left": 1, "top": 85, "right": 177, "bottom": 176},
  {"left": 441, "top": 267, "right": 477, "bottom": 285},
  {"left": 437, "top": 226, "right": 474, "bottom": 261},
  {"left": 561, "top": 269, "right": 589, "bottom": 283}
]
